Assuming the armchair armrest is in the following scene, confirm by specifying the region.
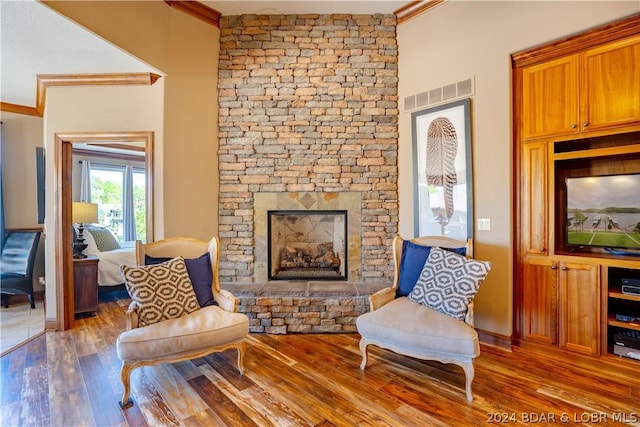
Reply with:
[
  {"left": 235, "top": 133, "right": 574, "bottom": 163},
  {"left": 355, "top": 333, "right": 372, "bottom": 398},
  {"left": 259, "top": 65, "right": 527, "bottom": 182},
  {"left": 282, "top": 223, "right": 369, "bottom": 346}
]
[
  {"left": 214, "top": 289, "right": 239, "bottom": 312},
  {"left": 125, "top": 300, "right": 140, "bottom": 331},
  {"left": 369, "top": 287, "right": 396, "bottom": 311},
  {"left": 465, "top": 301, "right": 474, "bottom": 327}
]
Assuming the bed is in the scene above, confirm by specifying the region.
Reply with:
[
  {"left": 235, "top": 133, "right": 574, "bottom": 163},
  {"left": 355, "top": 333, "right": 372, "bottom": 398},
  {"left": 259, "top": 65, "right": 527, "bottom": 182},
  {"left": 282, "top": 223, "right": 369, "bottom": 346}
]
[{"left": 80, "top": 226, "right": 137, "bottom": 289}]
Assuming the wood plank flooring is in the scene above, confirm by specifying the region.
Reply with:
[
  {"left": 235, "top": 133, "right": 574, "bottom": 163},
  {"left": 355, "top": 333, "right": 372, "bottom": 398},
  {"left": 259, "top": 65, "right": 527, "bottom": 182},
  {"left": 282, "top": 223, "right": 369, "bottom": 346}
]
[{"left": 2, "top": 291, "right": 639, "bottom": 426}]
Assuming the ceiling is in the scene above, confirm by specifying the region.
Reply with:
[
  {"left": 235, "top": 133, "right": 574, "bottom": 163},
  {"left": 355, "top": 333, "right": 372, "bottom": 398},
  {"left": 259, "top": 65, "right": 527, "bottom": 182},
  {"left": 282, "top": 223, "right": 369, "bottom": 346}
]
[
  {"left": 206, "top": 1, "right": 406, "bottom": 15},
  {"left": 0, "top": 0, "right": 160, "bottom": 108},
  {"left": 0, "top": 0, "right": 408, "bottom": 109}
]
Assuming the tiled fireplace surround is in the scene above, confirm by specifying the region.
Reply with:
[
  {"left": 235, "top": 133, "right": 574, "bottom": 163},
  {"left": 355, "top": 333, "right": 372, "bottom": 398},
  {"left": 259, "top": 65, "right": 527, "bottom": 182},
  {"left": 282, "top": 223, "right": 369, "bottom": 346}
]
[{"left": 217, "top": 14, "right": 399, "bottom": 332}]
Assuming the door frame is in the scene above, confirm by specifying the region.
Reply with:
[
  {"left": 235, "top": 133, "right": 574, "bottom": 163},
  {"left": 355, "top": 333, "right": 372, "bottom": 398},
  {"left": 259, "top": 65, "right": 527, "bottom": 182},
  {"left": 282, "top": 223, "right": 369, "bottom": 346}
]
[{"left": 53, "top": 131, "right": 154, "bottom": 330}]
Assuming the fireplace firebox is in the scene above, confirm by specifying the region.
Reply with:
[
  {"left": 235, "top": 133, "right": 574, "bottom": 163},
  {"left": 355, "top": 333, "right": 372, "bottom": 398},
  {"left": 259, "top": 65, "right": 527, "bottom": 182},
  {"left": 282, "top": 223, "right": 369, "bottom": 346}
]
[{"left": 268, "top": 210, "right": 348, "bottom": 281}]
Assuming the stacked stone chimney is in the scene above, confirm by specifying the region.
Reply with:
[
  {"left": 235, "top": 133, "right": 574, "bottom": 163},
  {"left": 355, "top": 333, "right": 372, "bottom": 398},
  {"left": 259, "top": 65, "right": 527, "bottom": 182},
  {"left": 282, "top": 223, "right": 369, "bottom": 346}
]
[{"left": 218, "top": 13, "right": 399, "bottom": 283}]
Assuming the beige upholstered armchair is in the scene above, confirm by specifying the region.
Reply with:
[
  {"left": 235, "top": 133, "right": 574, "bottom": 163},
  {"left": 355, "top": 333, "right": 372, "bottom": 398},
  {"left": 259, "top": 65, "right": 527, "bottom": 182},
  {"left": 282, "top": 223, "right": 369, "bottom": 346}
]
[
  {"left": 116, "top": 237, "right": 249, "bottom": 408},
  {"left": 356, "top": 235, "right": 490, "bottom": 402}
]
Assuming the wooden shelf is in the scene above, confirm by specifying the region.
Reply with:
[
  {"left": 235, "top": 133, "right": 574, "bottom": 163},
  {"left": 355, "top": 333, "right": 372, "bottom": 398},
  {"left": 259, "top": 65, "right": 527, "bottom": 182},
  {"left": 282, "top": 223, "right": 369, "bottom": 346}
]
[
  {"left": 608, "top": 290, "right": 640, "bottom": 302},
  {"left": 607, "top": 316, "right": 640, "bottom": 331},
  {"left": 554, "top": 144, "right": 640, "bottom": 161}
]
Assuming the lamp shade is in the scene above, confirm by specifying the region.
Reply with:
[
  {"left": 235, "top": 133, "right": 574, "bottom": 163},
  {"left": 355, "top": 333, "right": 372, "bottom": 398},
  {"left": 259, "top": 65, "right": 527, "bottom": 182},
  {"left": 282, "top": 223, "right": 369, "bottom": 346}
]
[{"left": 72, "top": 202, "right": 98, "bottom": 224}]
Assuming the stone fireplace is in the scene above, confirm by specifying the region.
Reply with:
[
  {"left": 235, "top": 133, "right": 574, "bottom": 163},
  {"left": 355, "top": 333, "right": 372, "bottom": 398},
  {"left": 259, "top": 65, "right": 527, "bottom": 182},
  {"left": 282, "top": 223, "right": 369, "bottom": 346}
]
[
  {"left": 255, "top": 192, "right": 361, "bottom": 283},
  {"left": 269, "top": 210, "right": 347, "bottom": 281},
  {"left": 217, "top": 13, "right": 399, "bottom": 285}
]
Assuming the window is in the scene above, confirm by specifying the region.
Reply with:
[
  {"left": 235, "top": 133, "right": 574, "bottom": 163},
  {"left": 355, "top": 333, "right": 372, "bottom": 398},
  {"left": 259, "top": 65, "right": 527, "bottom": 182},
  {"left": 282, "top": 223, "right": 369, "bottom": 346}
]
[{"left": 89, "top": 164, "right": 146, "bottom": 242}]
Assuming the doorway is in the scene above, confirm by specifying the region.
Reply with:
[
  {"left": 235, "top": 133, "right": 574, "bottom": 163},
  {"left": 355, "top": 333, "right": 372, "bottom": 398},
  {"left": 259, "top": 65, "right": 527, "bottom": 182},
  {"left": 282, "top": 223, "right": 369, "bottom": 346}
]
[{"left": 54, "top": 132, "right": 153, "bottom": 330}]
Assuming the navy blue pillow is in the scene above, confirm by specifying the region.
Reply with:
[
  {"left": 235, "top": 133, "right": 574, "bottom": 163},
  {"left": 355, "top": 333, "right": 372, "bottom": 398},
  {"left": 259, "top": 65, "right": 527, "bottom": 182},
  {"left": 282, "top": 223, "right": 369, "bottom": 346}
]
[
  {"left": 145, "top": 253, "right": 217, "bottom": 307},
  {"left": 396, "top": 240, "right": 467, "bottom": 297}
]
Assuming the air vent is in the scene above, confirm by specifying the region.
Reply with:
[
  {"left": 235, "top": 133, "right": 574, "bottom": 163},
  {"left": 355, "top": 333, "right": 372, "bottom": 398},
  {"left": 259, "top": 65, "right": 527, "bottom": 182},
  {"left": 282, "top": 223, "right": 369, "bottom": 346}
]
[
  {"left": 442, "top": 83, "right": 456, "bottom": 100},
  {"left": 403, "top": 77, "right": 475, "bottom": 111},
  {"left": 416, "top": 91, "right": 429, "bottom": 107},
  {"left": 429, "top": 88, "right": 442, "bottom": 104},
  {"left": 457, "top": 78, "right": 473, "bottom": 96},
  {"left": 404, "top": 95, "right": 416, "bottom": 110}
]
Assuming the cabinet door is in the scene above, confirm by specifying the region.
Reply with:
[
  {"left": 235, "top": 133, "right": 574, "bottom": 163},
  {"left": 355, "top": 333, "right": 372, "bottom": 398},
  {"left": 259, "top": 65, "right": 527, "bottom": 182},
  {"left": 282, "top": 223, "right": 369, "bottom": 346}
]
[
  {"left": 521, "top": 141, "right": 548, "bottom": 255},
  {"left": 522, "top": 258, "right": 558, "bottom": 345},
  {"left": 522, "top": 55, "right": 579, "bottom": 138},
  {"left": 73, "top": 258, "right": 99, "bottom": 314},
  {"left": 558, "top": 261, "right": 600, "bottom": 355},
  {"left": 581, "top": 35, "right": 640, "bottom": 131}
]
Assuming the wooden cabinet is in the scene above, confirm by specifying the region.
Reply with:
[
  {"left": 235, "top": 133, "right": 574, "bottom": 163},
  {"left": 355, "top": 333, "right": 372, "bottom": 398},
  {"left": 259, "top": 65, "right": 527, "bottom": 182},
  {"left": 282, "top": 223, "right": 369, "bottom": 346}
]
[
  {"left": 522, "top": 56, "right": 579, "bottom": 139},
  {"left": 558, "top": 261, "right": 600, "bottom": 355},
  {"left": 514, "top": 16, "right": 640, "bottom": 362},
  {"left": 521, "top": 141, "right": 548, "bottom": 255},
  {"left": 521, "top": 34, "right": 640, "bottom": 139},
  {"left": 581, "top": 35, "right": 640, "bottom": 132},
  {"left": 522, "top": 258, "right": 557, "bottom": 345},
  {"left": 523, "top": 258, "right": 600, "bottom": 355},
  {"left": 73, "top": 256, "right": 99, "bottom": 316}
]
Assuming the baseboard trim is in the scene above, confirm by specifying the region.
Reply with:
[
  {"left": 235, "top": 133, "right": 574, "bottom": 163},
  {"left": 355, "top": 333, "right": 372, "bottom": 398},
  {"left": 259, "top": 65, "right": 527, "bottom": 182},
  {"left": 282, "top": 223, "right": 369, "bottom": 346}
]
[
  {"left": 477, "top": 328, "right": 512, "bottom": 351},
  {"left": 44, "top": 319, "right": 58, "bottom": 331}
]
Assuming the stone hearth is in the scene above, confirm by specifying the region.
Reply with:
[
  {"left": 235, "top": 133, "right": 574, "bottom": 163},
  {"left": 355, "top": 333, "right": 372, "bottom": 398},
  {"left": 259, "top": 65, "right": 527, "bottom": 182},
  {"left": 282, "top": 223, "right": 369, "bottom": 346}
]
[{"left": 223, "top": 281, "right": 388, "bottom": 334}]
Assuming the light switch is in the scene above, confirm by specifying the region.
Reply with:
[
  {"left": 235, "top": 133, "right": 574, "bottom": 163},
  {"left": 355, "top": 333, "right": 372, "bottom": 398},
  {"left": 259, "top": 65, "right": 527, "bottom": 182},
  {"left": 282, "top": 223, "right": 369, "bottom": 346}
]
[{"left": 477, "top": 218, "right": 491, "bottom": 231}]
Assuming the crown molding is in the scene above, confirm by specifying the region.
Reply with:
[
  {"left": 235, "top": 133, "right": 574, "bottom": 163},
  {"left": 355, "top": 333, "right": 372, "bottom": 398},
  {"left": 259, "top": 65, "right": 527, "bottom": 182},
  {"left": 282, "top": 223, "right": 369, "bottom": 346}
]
[
  {"left": 165, "top": 1, "right": 221, "bottom": 27},
  {"left": 394, "top": 0, "right": 447, "bottom": 24},
  {"left": 512, "top": 12, "right": 640, "bottom": 67},
  {"left": 0, "top": 102, "right": 40, "bottom": 117},
  {"left": 1, "top": 72, "right": 161, "bottom": 117}
]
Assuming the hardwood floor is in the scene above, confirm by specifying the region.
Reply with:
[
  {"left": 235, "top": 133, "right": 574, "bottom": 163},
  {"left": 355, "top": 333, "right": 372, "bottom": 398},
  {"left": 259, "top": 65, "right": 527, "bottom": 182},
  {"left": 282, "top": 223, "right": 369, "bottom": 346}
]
[{"left": 1, "top": 291, "right": 639, "bottom": 426}]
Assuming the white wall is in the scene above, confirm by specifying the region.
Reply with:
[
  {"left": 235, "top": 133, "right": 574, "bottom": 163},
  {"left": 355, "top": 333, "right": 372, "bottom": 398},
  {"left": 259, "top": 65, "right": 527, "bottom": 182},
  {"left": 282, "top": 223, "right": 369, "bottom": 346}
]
[
  {"left": 43, "top": 83, "right": 164, "bottom": 320},
  {"left": 397, "top": 1, "right": 639, "bottom": 336}
]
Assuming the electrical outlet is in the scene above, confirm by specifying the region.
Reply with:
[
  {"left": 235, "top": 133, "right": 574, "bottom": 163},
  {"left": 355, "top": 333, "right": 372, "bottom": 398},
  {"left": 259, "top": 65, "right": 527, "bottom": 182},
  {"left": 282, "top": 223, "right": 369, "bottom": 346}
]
[{"left": 477, "top": 218, "right": 491, "bottom": 231}]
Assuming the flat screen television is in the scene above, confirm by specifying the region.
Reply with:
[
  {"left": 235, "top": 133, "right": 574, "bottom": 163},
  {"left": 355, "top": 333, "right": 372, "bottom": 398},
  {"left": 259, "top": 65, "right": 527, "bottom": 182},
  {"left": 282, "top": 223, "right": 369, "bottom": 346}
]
[{"left": 566, "top": 173, "right": 640, "bottom": 253}]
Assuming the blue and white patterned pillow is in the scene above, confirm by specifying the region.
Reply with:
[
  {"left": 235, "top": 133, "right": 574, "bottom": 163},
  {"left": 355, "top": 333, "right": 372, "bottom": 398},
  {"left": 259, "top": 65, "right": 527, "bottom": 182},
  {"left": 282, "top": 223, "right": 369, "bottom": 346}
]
[{"left": 408, "top": 247, "right": 491, "bottom": 320}]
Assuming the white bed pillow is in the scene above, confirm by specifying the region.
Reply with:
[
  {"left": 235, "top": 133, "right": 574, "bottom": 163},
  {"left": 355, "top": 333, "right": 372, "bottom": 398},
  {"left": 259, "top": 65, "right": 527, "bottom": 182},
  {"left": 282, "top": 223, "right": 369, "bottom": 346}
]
[{"left": 83, "top": 229, "right": 99, "bottom": 254}]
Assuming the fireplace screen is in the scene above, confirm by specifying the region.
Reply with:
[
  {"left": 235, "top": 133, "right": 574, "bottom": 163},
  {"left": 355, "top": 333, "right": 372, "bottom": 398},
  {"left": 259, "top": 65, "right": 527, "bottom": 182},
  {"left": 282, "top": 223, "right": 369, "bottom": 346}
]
[{"left": 268, "top": 210, "right": 348, "bottom": 281}]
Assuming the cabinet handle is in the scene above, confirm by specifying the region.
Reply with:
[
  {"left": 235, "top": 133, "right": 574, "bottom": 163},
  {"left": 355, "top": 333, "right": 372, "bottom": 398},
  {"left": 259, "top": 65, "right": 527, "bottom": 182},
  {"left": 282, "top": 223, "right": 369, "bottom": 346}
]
[
  {"left": 550, "top": 265, "right": 558, "bottom": 270},
  {"left": 583, "top": 122, "right": 589, "bottom": 127},
  {"left": 570, "top": 123, "right": 576, "bottom": 129},
  {"left": 540, "top": 248, "right": 546, "bottom": 252},
  {"left": 561, "top": 266, "right": 568, "bottom": 271}
]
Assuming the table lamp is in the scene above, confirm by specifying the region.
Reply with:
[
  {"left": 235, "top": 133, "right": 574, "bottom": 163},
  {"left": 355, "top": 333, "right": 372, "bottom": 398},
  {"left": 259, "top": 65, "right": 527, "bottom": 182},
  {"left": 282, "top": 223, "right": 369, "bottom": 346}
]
[{"left": 72, "top": 202, "right": 98, "bottom": 258}]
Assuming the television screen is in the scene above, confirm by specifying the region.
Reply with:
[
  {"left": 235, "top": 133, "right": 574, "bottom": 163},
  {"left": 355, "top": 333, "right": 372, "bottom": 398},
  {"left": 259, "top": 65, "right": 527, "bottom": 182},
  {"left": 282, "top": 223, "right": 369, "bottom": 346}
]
[{"left": 566, "top": 173, "right": 640, "bottom": 251}]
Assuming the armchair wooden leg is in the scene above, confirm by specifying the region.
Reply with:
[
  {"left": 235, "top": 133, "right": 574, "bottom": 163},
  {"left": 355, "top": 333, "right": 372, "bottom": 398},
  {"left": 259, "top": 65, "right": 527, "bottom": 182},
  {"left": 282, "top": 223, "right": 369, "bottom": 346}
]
[
  {"left": 119, "top": 362, "right": 135, "bottom": 409},
  {"left": 461, "top": 362, "right": 474, "bottom": 402},
  {"left": 237, "top": 341, "right": 246, "bottom": 375},
  {"left": 359, "top": 338, "right": 369, "bottom": 370}
]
